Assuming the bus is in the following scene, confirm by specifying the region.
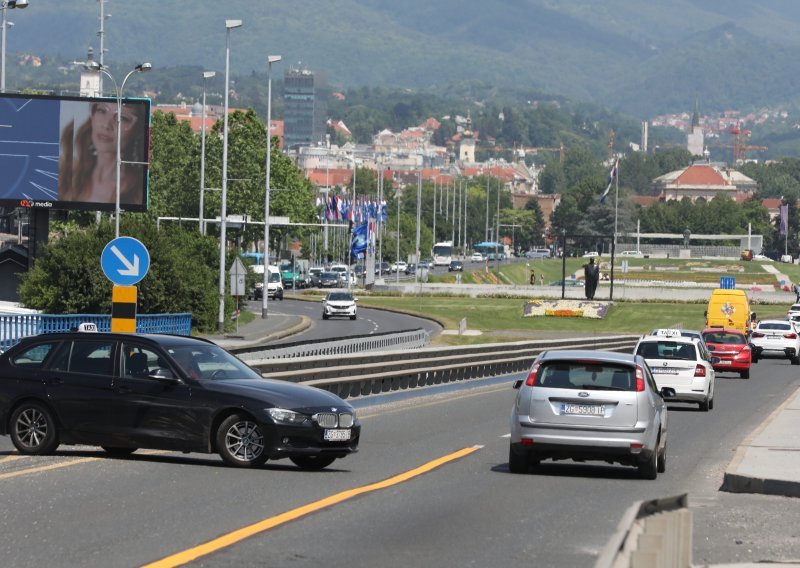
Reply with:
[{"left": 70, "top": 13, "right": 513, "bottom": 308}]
[
  {"left": 473, "top": 241, "right": 508, "bottom": 260},
  {"left": 433, "top": 241, "right": 454, "bottom": 266}
]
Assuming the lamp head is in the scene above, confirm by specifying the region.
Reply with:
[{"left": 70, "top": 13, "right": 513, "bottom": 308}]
[
  {"left": 225, "top": 19, "right": 242, "bottom": 29},
  {"left": 8, "top": 0, "right": 29, "bottom": 9},
  {"left": 203, "top": 71, "right": 216, "bottom": 79},
  {"left": 136, "top": 62, "right": 152, "bottom": 73},
  {"left": 267, "top": 55, "right": 282, "bottom": 64}
]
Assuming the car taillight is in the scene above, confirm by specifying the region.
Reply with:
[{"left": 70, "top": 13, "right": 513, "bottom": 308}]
[
  {"left": 785, "top": 333, "right": 798, "bottom": 339},
  {"left": 694, "top": 364, "right": 706, "bottom": 377},
  {"left": 740, "top": 345, "right": 751, "bottom": 353},
  {"left": 524, "top": 362, "right": 541, "bottom": 387},
  {"left": 635, "top": 365, "right": 645, "bottom": 392},
  {"left": 751, "top": 332, "right": 764, "bottom": 338}
]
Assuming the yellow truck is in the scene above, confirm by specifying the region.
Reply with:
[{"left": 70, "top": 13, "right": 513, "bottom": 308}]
[{"left": 704, "top": 289, "right": 756, "bottom": 335}]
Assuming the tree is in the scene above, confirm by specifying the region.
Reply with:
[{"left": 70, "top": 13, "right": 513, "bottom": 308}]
[{"left": 148, "top": 111, "right": 200, "bottom": 219}]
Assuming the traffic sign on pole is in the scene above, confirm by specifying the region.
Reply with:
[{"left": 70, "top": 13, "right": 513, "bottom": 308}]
[{"left": 101, "top": 237, "right": 151, "bottom": 286}]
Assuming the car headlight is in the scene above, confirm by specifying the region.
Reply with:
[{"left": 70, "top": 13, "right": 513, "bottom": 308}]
[{"left": 267, "top": 408, "right": 308, "bottom": 425}]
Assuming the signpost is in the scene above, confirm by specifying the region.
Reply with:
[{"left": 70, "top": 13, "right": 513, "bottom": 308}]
[
  {"left": 101, "top": 237, "right": 150, "bottom": 286},
  {"left": 101, "top": 237, "right": 150, "bottom": 333},
  {"left": 229, "top": 257, "right": 247, "bottom": 332}
]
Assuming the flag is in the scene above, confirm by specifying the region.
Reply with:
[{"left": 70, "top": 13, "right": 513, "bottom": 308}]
[
  {"left": 350, "top": 222, "right": 368, "bottom": 259},
  {"left": 780, "top": 203, "right": 789, "bottom": 236},
  {"left": 599, "top": 159, "right": 618, "bottom": 204}
]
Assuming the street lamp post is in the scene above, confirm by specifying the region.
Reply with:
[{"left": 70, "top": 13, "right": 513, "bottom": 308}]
[
  {"left": 1, "top": 0, "right": 29, "bottom": 93},
  {"left": 261, "top": 54, "right": 281, "bottom": 319},
  {"left": 199, "top": 70, "right": 215, "bottom": 235},
  {"left": 200, "top": 71, "right": 217, "bottom": 235},
  {"left": 218, "top": 18, "right": 242, "bottom": 333},
  {"left": 83, "top": 60, "right": 152, "bottom": 238}
]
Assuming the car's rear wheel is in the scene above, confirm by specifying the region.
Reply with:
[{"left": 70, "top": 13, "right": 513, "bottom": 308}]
[
  {"left": 791, "top": 355, "right": 799, "bottom": 366},
  {"left": 290, "top": 455, "right": 337, "bottom": 470},
  {"left": 216, "top": 414, "right": 268, "bottom": 468},
  {"left": 508, "top": 445, "right": 529, "bottom": 474},
  {"left": 657, "top": 441, "right": 667, "bottom": 474},
  {"left": 638, "top": 449, "right": 658, "bottom": 480},
  {"left": 699, "top": 398, "right": 710, "bottom": 412},
  {"left": 740, "top": 370, "right": 750, "bottom": 379},
  {"left": 10, "top": 402, "right": 59, "bottom": 455},
  {"left": 101, "top": 446, "right": 137, "bottom": 456}
]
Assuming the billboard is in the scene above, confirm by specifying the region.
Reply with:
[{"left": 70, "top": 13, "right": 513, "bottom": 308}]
[{"left": 0, "top": 93, "right": 150, "bottom": 212}]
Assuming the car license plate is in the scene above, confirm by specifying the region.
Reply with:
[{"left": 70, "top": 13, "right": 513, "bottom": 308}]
[
  {"left": 324, "top": 429, "right": 351, "bottom": 441},
  {"left": 718, "top": 360, "right": 732, "bottom": 365},
  {"left": 561, "top": 403, "right": 604, "bottom": 416},
  {"left": 652, "top": 368, "right": 679, "bottom": 374}
]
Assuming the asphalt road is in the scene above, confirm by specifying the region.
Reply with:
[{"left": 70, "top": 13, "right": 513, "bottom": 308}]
[
  {"left": 1, "top": 356, "right": 798, "bottom": 567},
  {"left": 247, "top": 296, "right": 441, "bottom": 344}
]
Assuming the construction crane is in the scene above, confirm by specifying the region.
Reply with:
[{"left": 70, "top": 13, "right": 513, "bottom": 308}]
[{"left": 704, "top": 120, "right": 767, "bottom": 164}]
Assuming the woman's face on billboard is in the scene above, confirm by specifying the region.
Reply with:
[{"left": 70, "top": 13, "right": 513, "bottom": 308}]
[{"left": 90, "top": 102, "right": 139, "bottom": 154}]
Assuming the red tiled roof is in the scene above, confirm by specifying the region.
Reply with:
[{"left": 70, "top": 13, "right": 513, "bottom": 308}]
[
  {"left": 630, "top": 195, "right": 662, "bottom": 207},
  {"left": 306, "top": 168, "right": 353, "bottom": 187},
  {"left": 673, "top": 165, "right": 729, "bottom": 186}
]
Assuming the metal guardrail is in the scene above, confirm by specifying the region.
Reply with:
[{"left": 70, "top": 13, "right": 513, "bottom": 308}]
[
  {"left": 249, "top": 334, "right": 640, "bottom": 400},
  {"left": 233, "top": 328, "right": 431, "bottom": 361},
  {"left": 0, "top": 313, "right": 192, "bottom": 352},
  {"left": 595, "top": 494, "right": 691, "bottom": 568}
]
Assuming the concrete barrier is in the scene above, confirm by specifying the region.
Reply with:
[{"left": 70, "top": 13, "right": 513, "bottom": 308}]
[{"left": 596, "top": 494, "right": 692, "bottom": 568}]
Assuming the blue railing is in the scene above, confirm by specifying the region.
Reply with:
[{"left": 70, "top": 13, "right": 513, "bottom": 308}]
[{"left": 0, "top": 313, "right": 192, "bottom": 352}]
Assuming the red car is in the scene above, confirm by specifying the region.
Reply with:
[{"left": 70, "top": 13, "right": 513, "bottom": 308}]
[{"left": 702, "top": 327, "right": 752, "bottom": 379}]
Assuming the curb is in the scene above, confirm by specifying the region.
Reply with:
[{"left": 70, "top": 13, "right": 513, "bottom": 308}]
[
  {"left": 209, "top": 315, "right": 312, "bottom": 349},
  {"left": 720, "top": 385, "right": 800, "bottom": 498}
]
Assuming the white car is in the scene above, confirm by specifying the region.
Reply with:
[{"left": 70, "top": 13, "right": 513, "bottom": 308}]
[
  {"left": 470, "top": 252, "right": 484, "bottom": 262},
  {"left": 322, "top": 291, "right": 357, "bottom": 320},
  {"left": 750, "top": 320, "right": 800, "bottom": 365},
  {"left": 787, "top": 304, "right": 800, "bottom": 319},
  {"left": 582, "top": 251, "right": 600, "bottom": 258},
  {"left": 634, "top": 330, "right": 716, "bottom": 412},
  {"left": 753, "top": 254, "right": 773, "bottom": 261},
  {"left": 619, "top": 250, "right": 643, "bottom": 258},
  {"left": 394, "top": 261, "right": 408, "bottom": 273}
]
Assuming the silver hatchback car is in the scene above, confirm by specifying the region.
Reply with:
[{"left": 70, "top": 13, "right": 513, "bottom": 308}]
[{"left": 509, "top": 350, "right": 676, "bottom": 479}]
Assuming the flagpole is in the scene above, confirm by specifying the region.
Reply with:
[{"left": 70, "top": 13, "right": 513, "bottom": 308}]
[{"left": 613, "top": 159, "right": 619, "bottom": 251}]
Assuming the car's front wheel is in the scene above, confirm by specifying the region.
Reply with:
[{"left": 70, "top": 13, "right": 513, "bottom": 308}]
[
  {"left": 216, "top": 414, "right": 268, "bottom": 468},
  {"left": 10, "top": 402, "right": 59, "bottom": 455},
  {"left": 290, "top": 455, "right": 337, "bottom": 470}
]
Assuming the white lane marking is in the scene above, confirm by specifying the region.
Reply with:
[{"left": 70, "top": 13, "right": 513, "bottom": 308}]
[{"left": 500, "top": 434, "right": 511, "bottom": 438}]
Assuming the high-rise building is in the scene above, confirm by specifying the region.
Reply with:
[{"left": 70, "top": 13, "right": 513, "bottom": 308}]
[{"left": 283, "top": 67, "right": 326, "bottom": 150}]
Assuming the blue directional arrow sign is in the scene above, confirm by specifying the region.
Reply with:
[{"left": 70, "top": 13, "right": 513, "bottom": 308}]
[{"left": 101, "top": 237, "right": 150, "bottom": 286}]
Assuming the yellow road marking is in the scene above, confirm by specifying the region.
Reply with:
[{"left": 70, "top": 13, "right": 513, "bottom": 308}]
[
  {"left": 0, "top": 457, "right": 100, "bottom": 479},
  {"left": 0, "top": 454, "right": 21, "bottom": 464},
  {"left": 142, "top": 445, "right": 483, "bottom": 568}
]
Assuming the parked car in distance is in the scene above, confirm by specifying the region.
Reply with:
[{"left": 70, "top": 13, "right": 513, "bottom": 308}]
[
  {"left": 702, "top": 327, "right": 752, "bottom": 379},
  {"left": 524, "top": 249, "right": 551, "bottom": 259},
  {"left": 509, "top": 350, "right": 674, "bottom": 479},
  {"left": 582, "top": 251, "right": 600, "bottom": 259},
  {"left": 634, "top": 330, "right": 717, "bottom": 411},
  {"left": 619, "top": 250, "right": 643, "bottom": 258},
  {"left": 0, "top": 331, "right": 361, "bottom": 469},
  {"left": 418, "top": 259, "right": 433, "bottom": 270},
  {"left": 750, "top": 319, "right": 800, "bottom": 364},
  {"left": 376, "top": 261, "right": 392, "bottom": 275},
  {"left": 470, "top": 252, "right": 484, "bottom": 262},
  {"left": 308, "top": 267, "right": 323, "bottom": 287},
  {"left": 405, "top": 263, "right": 416, "bottom": 275},
  {"left": 448, "top": 260, "right": 463, "bottom": 272},
  {"left": 322, "top": 291, "right": 357, "bottom": 320}
]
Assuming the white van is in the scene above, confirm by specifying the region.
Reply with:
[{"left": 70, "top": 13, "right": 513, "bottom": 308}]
[{"left": 251, "top": 265, "right": 283, "bottom": 300}]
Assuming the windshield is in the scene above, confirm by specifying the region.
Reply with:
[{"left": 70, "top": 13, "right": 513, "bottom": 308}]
[
  {"left": 535, "top": 362, "right": 637, "bottom": 391},
  {"left": 168, "top": 345, "right": 261, "bottom": 381},
  {"left": 703, "top": 331, "right": 745, "bottom": 345},
  {"left": 328, "top": 293, "right": 353, "bottom": 301}
]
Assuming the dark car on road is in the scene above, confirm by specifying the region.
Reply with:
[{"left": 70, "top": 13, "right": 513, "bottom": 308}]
[
  {"left": 0, "top": 331, "right": 360, "bottom": 469},
  {"left": 318, "top": 271, "right": 340, "bottom": 287},
  {"left": 448, "top": 260, "right": 463, "bottom": 272}
]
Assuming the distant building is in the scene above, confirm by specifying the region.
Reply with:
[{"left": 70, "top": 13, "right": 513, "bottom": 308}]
[
  {"left": 458, "top": 113, "right": 476, "bottom": 163},
  {"left": 283, "top": 67, "right": 326, "bottom": 150},
  {"left": 653, "top": 164, "right": 757, "bottom": 202},
  {"left": 687, "top": 100, "right": 704, "bottom": 157}
]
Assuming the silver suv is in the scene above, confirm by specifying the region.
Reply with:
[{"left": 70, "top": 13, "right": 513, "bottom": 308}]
[{"left": 509, "top": 350, "right": 675, "bottom": 479}]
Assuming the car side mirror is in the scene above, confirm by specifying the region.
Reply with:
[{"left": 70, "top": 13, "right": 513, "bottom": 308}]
[
  {"left": 513, "top": 379, "right": 523, "bottom": 390},
  {"left": 751, "top": 313, "right": 757, "bottom": 321},
  {"left": 660, "top": 387, "right": 677, "bottom": 399},
  {"left": 710, "top": 356, "right": 721, "bottom": 365},
  {"left": 149, "top": 368, "right": 178, "bottom": 382},
  {"left": 354, "top": 298, "right": 359, "bottom": 302}
]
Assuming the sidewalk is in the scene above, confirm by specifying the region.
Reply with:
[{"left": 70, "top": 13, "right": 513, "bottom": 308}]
[
  {"left": 201, "top": 312, "right": 311, "bottom": 350},
  {"left": 721, "top": 385, "right": 800, "bottom": 498}
]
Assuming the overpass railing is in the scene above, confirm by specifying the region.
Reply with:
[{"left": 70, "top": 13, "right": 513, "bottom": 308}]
[
  {"left": 247, "top": 334, "right": 640, "bottom": 400},
  {"left": 0, "top": 313, "right": 192, "bottom": 352}
]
